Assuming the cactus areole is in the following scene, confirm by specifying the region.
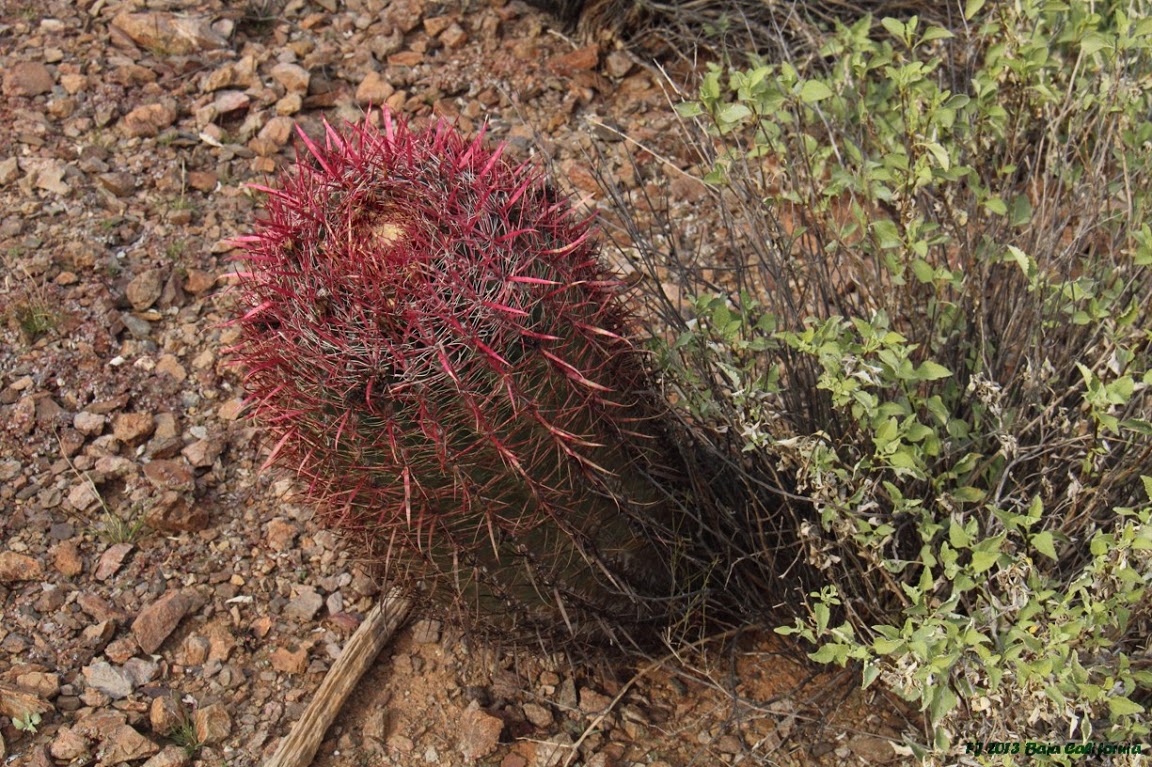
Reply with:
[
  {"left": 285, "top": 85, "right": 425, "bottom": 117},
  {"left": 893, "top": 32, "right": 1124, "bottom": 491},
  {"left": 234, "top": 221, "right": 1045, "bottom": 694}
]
[{"left": 231, "top": 110, "right": 675, "bottom": 641}]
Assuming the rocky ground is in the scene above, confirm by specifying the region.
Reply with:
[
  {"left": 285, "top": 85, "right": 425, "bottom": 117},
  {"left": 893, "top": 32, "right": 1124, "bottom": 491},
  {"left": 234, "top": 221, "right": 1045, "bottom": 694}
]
[{"left": 0, "top": 0, "right": 914, "bottom": 765}]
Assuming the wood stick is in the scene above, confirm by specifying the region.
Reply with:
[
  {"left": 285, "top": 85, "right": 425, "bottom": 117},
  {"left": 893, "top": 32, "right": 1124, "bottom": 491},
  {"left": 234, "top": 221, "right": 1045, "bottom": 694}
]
[{"left": 263, "top": 589, "right": 412, "bottom": 767}]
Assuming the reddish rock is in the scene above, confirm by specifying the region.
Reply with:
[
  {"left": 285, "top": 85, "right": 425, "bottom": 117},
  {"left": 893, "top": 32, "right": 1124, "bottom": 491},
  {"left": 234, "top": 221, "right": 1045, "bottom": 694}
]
[
  {"left": 258, "top": 116, "right": 295, "bottom": 147},
  {"left": 183, "top": 269, "right": 216, "bottom": 294},
  {"left": 3, "top": 61, "right": 55, "bottom": 97},
  {"left": 94, "top": 542, "right": 133, "bottom": 581},
  {"left": 126, "top": 269, "right": 164, "bottom": 311},
  {"left": 102, "top": 724, "right": 159, "bottom": 765},
  {"left": 146, "top": 492, "right": 209, "bottom": 533},
  {"left": 270, "top": 645, "right": 308, "bottom": 674},
  {"left": 132, "top": 590, "right": 195, "bottom": 653},
  {"left": 440, "top": 23, "right": 468, "bottom": 48},
  {"left": 49, "top": 728, "right": 90, "bottom": 762},
  {"left": 73, "top": 411, "right": 106, "bottom": 436},
  {"left": 121, "top": 103, "right": 177, "bottom": 138},
  {"left": 181, "top": 436, "right": 224, "bottom": 468},
  {"left": 186, "top": 171, "right": 218, "bottom": 192},
  {"left": 149, "top": 695, "right": 185, "bottom": 734},
  {"left": 142, "top": 745, "right": 191, "bottom": 767},
  {"left": 270, "top": 62, "right": 310, "bottom": 94},
  {"left": 113, "top": 412, "right": 156, "bottom": 445},
  {"left": 356, "top": 71, "right": 394, "bottom": 105},
  {"left": 53, "top": 540, "right": 84, "bottom": 576},
  {"left": 549, "top": 45, "right": 599, "bottom": 75},
  {"left": 458, "top": 708, "right": 504, "bottom": 761},
  {"left": 111, "top": 12, "right": 227, "bottom": 55},
  {"left": 192, "top": 703, "right": 231, "bottom": 745},
  {"left": 265, "top": 518, "right": 298, "bottom": 551},
  {"left": 142, "top": 459, "right": 194, "bottom": 490},
  {"left": 0, "top": 551, "right": 44, "bottom": 582}
]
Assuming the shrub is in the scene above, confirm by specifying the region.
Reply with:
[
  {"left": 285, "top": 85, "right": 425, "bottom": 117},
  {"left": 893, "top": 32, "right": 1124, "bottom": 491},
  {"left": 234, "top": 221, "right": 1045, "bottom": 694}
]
[
  {"left": 604, "top": 0, "right": 1152, "bottom": 758},
  {"left": 230, "top": 112, "right": 687, "bottom": 643}
]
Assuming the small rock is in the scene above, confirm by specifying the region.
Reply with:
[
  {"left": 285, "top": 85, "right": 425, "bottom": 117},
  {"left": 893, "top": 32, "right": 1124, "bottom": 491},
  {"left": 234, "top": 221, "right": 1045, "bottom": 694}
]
[
  {"left": 579, "top": 687, "right": 613, "bottom": 715},
  {"left": 82, "top": 620, "right": 116, "bottom": 646},
  {"left": 271, "top": 62, "right": 310, "bottom": 94},
  {"left": 356, "top": 71, "right": 394, "bottom": 105},
  {"left": 423, "top": 15, "right": 453, "bottom": 36},
  {"left": 192, "top": 703, "right": 232, "bottom": 745},
  {"left": 132, "top": 590, "right": 196, "bottom": 653},
  {"left": 143, "top": 459, "right": 194, "bottom": 490},
  {"left": 522, "top": 703, "right": 554, "bottom": 728},
  {"left": 412, "top": 618, "right": 441, "bottom": 644},
  {"left": 126, "top": 270, "right": 164, "bottom": 311},
  {"left": 102, "top": 724, "right": 159, "bottom": 765},
  {"left": 111, "top": 12, "right": 228, "bottom": 55},
  {"left": 265, "top": 518, "right": 298, "bottom": 551},
  {"left": 848, "top": 736, "right": 897, "bottom": 763},
  {"left": 270, "top": 645, "right": 309, "bottom": 674},
  {"left": 113, "top": 412, "right": 156, "bottom": 445},
  {"left": 217, "top": 398, "right": 245, "bottom": 421},
  {"left": 0, "top": 550, "right": 43, "bottom": 582},
  {"left": 54, "top": 540, "right": 84, "bottom": 576},
  {"left": 501, "top": 754, "right": 529, "bottom": 767},
  {"left": 122, "top": 103, "right": 178, "bottom": 138},
  {"left": 142, "top": 745, "right": 191, "bottom": 767},
  {"left": 73, "top": 411, "right": 106, "bottom": 436},
  {"left": 3, "top": 61, "right": 55, "bottom": 97},
  {"left": 213, "top": 90, "right": 250, "bottom": 114},
  {"left": 67, "top": 480, "right": 101, "bottom": 512},
  {"left": 98, "top": 172, "right": 136, "bottom": 197},
  {"left": 49, "top": 728, "right": 90, "bottom": 762},
  {"left": 535, "top": 734, "right": 574, "bottom": 767},
  {"left": 180, "top": 634, "right": 211, "bottom": 666},
  {"left": 146, "top": 492, "right": 209, "bottom": 533},
  {"left": 183, "top": 269, "right": 216, "bottom": 294},
  {"left": 94, "top": 542, "right": 134, "bottom": 580},
  {"left": 440, "top": 23, "right": 468, "bottom": 48},
  {"left": 604, "top": 51, "right": 633, "bottom": 78},
  {"left": 155, "top": 355, "right": 187, "bottom": 382},
  {"left": 17, "top": 671, "right": 60, "bottom": 699},
  {"left": 124, "top": 657, "right": 160, "bottom": 686},
  {"left": 150, "top": 695, "right": 186, "bottom": 734},
  {"left": 105, "top": 635, "right": 140, "bottom": 664},
  {"left": 187, "top": 171, "right": 217, "bottom": 192},
  {"left": 82, "top": 660, "right": 135, "bottom": 699},
  {"left": 284, "top": 586, "right": 323, "bottom": 622},
  {"left": 458, "top": 708, "right": 503, "bottom": 761},
  {"left": 258, "top": 115, "right": 295, "bottom": 147},
  {"left": 549, "top": 45, "right": 599, "bottom": 75},
  {"left": 182, "top": 435, "right": 224, "bottom": 468}
]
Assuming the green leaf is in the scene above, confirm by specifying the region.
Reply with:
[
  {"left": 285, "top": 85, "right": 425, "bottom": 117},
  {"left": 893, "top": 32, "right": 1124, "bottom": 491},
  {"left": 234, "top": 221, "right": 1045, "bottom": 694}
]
[
  {"left": 799, "top": 80, "right": 834, "bottom": 103},
  {"left": 970, "top": 550, "right": 998, "bottom": 573},
  {"left": 1108, "top": 696, "right": 1146, "bottom": 717},
  {"left": 952, "top": 486, "right": 986, "bottom": 503},
  {"left": 920, "top": 26, "right": 955, "bottom": 44},
  {"left": 1142, "top": 475, "right": 1152, "bottom": 502},
  {"left": 929, "top": 685, "right": 958, "bottom": 723},
  {"left": 1081, "top": 31, "right": 1111, "bottom": 56},
  {"left": 881, "top": 17, "right": 906, "bottom": 40},
  {"left": 917, "top": 361, "right": 952, "bottom": 380},
  {"left": 674, "top": 101, "right": 704, "bottom": 118},
  {"left": 1031, "top": 531, "right": 1058, "bottom": 560},
  {"left": 862, "top": 662, "right": 881, "bottom": 688},
  {"left": 984, "top": 197, "right": 1007, "bottom": 215},
  {"left": 717, "top": 103, "right": 752, "bottom": 124},
  {"left": 809, "top": 643, "right": 840, "bottom": 664},
  {"left": 963, "top": 0, "right": 985, "bottom": 20}
]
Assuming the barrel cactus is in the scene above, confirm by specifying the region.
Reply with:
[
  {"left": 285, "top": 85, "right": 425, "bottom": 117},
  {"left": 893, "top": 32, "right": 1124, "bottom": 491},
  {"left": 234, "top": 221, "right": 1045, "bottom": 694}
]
[{"left": 231, "top": 110, "right": 680, "bottom": 641}]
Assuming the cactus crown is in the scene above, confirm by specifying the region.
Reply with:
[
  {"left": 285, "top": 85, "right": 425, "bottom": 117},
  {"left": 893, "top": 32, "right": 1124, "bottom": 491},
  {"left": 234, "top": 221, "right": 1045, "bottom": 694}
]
[{"left": 232, "top": 111, "right": 677, "bottom": 639}]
